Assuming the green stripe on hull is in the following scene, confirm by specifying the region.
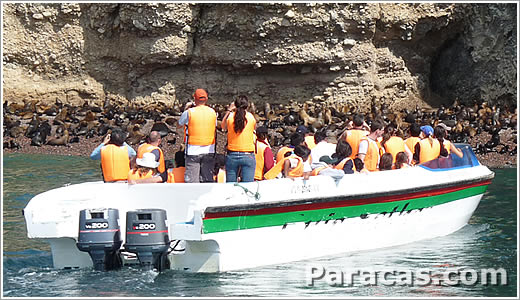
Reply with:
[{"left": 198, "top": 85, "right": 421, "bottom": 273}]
[{"left": 202, "top": 185, "right": 488, "bottom": 234}]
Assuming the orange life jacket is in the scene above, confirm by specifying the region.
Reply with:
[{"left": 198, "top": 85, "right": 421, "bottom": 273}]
[
  {"left": 418, "top": 138, "right": 441, "bottom": 163},
  {"left": 360, "top": 137, "right": 382, "bottom": 172},
  {"left": 335, "top": 157, "right": 356, "bottom": 172},
  {"left": 264, "top": 154, "right": 303, "bottom": 180},
  {"left": 128, "top": 169, "right": 154, "bottom": 181},
  {"left": 304, "top": 135, "right": 316, "bottom": 150},
  {"left": 167, "top": 167, "right": 185, "bottom": 183},
  {"left": 226, "top": 112, "right": 256, "bottom": 152},
  {"left": 405, "top": 137, "right": 421, "bottom": 156},
  {"left": 383, "top": 136, "right": 405, "bottom": 163},
  {"left": 255, "top": 140, "right": 271, "bottom": 180},
  {"left": 276, "top": 146, "right": 293, "bottom": 163},
  {"left": 137, "top": 143, "right": 166, "bottom": 173},
  {"left": 101, "top": 144, "right": 130, "bottom": 182},
  {"left": 187, "top": 106, "right": 217, "bottom": 146},
  {"left": 346, "top": 129, "right": 368, "bottom": 159},
  {"left": 310, "top": 165, "right": 328, "bottom": 176}
]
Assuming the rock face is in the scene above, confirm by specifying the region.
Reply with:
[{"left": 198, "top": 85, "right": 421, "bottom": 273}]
[{"left": 2, "top": 3, "right": 516, "bottom": 111}]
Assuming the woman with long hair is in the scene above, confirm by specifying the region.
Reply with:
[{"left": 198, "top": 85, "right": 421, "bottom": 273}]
[{"left": 221, "top": 95, "right": 257, "bottom": 182}]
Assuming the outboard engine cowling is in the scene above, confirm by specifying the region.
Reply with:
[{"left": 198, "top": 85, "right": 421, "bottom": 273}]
[
  {"left": 123, "top": 209, "right": 170, "bottom": 271},
  {"left": 76, "top": 208, "right": 122, "bottom": 271}
]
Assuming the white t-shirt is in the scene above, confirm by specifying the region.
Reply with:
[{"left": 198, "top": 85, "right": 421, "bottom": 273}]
[{"left": 310, "top": 141, "right": 336, "bottom": 169}]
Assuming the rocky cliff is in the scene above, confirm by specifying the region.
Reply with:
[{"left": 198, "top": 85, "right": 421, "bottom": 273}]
[{"left": 2, "top": 3, "right": 517, "bottom": 112}]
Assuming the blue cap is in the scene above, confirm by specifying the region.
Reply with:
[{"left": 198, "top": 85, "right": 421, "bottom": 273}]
[
  {"left": 420, "top": 125, "right": 434, "bottom": 137},
  {"left": 296, "top": 125, "right": 308, "bottom": 134}
]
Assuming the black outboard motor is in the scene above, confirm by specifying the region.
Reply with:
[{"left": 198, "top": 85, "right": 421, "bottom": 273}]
[
  {"left": 123, "top": 209, "right": 170, "bottom": 271},
  {"left": 76, "top": 208, "right": 122, "bottom": 271}
]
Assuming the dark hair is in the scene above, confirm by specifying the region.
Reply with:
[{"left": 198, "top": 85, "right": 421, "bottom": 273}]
[
  {"left": 233, "top": 95, "right": 249, "bottom": 133},
  {"left": 379, "top": 153, "right": 393, "bottom": 171},
  {"left": 109, "top": 128, "right": 125, "bottom": 146},
  {"left": 289, "top": 132, "right": 305, "bottom": 147},
  {"left": 174, "top": 150, "right": 185, "bottom": 167},
  {"left": 353, "top": 114, "right": 364, "bottom": 127},
  {"left": 434, "top": 126, "right": 449, "bottom": 157},
  {"left": 353, "top": 157, "right": 364, "bottom": 171},
  {"left": 294, "top": 145, "right": 311, "bottom": 161},
  {"left": 409, "top": 123, "right": 421, "bottom": 137},
  {"left": 395, "top": 151, "right": 408, "bottom": 169},
  {"left": 334, "top": 139, "right": 352, "bottom": 161},
  {"left": 370, "top": 120, "right": 384, "bottom": 133},
  {"left": 381, "top": 124, "right": 395, "bottom": 149},
  {"left": 214, "top": 153, "right": 227, "bottom": 175},
  {"left": 313, "top": 129, "right": 327, "bottom": 144}
]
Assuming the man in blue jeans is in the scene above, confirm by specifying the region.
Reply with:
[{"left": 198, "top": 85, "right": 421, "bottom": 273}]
[{"left": 177, "top": 89, "right": 217, "bottom": 182}]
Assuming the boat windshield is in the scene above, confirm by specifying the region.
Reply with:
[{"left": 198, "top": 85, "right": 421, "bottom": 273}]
[{"left": 419, "top": 143, "right": 481, "bottom": 171}]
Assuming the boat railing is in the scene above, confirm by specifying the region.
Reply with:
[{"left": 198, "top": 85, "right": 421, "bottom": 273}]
[{"left": 419, "top": 143, "right": 481, "bottom": 171}]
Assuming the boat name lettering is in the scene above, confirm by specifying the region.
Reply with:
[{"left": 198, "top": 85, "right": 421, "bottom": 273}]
[
  {"left": 291, "top": 184, "right": 319, "bottom": 194},
  {"left": 85, "top": 222, "right": 109, "bottom": 229},
  {"left": 133, "top": 223, "right": 156, "bottom": 230}
]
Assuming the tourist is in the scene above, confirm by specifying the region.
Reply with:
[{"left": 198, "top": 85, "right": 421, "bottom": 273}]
[
  {"left": 394, "top": 151, "right": 411, "bottom": 169},
  {"left": 90, "top": 128, "right": 136, "bottom": 182},
  {"left": 357, "top": 120, "right": 384, "bottom": 171},
  {"left": 378, "top": 153, "right": 394, "bottom": 171},
  {"left": 167, "top": 150, "right": 186, "bottom": 183},
  {"left": 136, "top": 130, "right": 166, "bottom": 177},
  {"left": 340, "top": 114, "right": 369, "bottom": 159},
  {"left": 332, "top": 139, "right": 355, "bottom": 174},
  {"left": 177, "top": 88, "right": 217, "bottom": 183},
  {"left": 381, "top": 124, "right": 412, "bottom": 164},
  {"left": 413, "top": 125, "right": 448, "bottom": 164},
  {"left": 404, "top": 123, "right": 422, "bottom": 163},
  {"left": 436, "top": 124, "right": 464, "bottom": 158},
  {"left": 254, "top": 126, "right": 275, "bottom": 181},
  {"left": 353, "top": 157, "right": 369, "bottom": 174},
  {"left": 128, "top": 152, "right": 164, "bottom": 184},
  {"left": 310, "top": 129, "right": 336, "bottom": 170},
  {"left": 222, "top": 95, "right": 257, "bottom": 182},
  {"left": 264, "top": 145, "right": 312, "bottom": 180}
]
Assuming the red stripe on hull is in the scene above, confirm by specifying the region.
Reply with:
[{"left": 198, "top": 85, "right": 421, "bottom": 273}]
[{"left": 204, "top": 180, "right": 491, "bottom": 219}]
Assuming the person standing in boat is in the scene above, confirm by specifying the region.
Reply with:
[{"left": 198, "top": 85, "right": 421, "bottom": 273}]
[
  {"left": 90, "top": 128, "right": 136, "bottom": 182},
  {"left": 177, "top": 88, "right": 217, "bottom": 183},
  {"left": 222, "top": 95, "right": 257, "bottom": 182},
  {"left": 357, "top": 120, "right": 385, "bottom": 172},
  {"left": 339, "top": 114, "right": 369, "bottom": 159},
  {"left": 136, "top": 131, "right": 166, "bottom": 181},
  {"left": 128, "top": 152, "right": 164, "bottom": 184},
  {"left": 254, "top": 126, "right": 275, "bottom": 181}
]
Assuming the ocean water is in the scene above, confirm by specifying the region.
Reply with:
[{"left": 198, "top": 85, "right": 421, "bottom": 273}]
[{"left": 2, "top": 153, "right": 517, "bottom": 297}]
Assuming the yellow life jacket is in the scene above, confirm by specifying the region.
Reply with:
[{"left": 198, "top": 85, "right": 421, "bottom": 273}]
[
  {"left": 405, "top": 137, "right": 421, "bottom": 157},
  {"left": 335, "top": 157, "right": 356, "bottom": 172},
  {"left": 137, "top": 143, "right": 165, "bottom": 173},
  {"left": 101, "top": 144, "right": 130, "bottom": 182},
  {"left": 226, "top": 112, "right": 256, "bottom": 152},
  {"left": 276, "top": 146, "right": 293, "bottom": 163},
  {"left": 187, "top": 106, "right": 217, "bottom": 146}
]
